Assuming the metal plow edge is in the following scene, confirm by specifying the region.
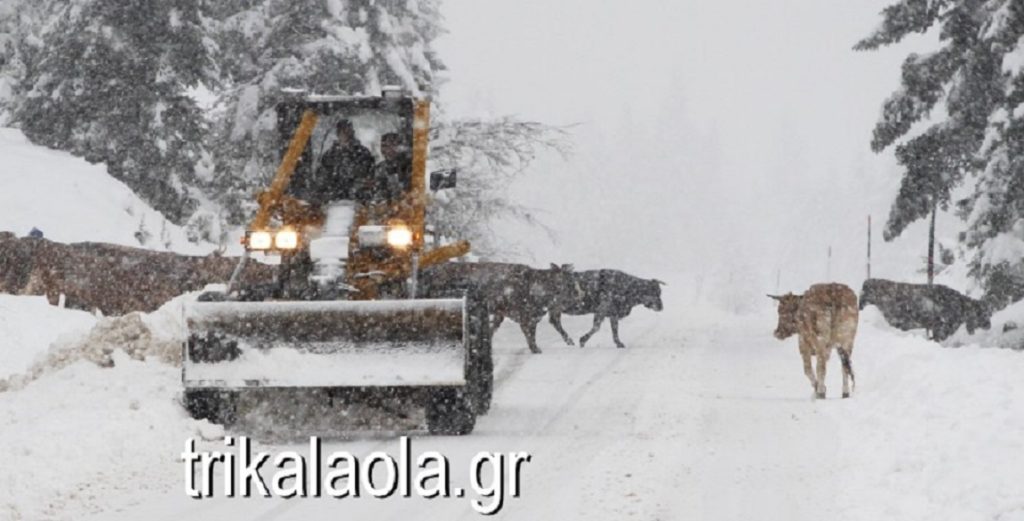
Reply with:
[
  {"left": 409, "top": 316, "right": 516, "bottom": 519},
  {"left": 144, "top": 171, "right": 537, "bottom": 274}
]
[{"left": 182, "top": 298, "right": 468, "bottom": 389}]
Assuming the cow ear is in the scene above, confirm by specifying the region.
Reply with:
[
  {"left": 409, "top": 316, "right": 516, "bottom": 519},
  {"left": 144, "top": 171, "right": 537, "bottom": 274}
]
[
  {"left": 767, "top": 294, "right": 782, "bottom": 301},
  {"left": 653, "top": 279, "right": 666, "bottom": 286},
  {"left": 562, "top": 263, "right": 575, "bottom": 272},
  {"left": 550, "top": 263, "right": 559, "bottom": 271}
]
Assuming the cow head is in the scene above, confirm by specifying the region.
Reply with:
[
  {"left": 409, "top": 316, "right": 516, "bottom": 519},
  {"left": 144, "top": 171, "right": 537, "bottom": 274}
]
[
  {"left": 965, "top": 301, "right": 992, "bottom": 334},
  {"left": 768, "top": 293, "right": 802, "bottom": 339},
  {"left": 641, "top": 279, "right": 665, "bottom": 311}
]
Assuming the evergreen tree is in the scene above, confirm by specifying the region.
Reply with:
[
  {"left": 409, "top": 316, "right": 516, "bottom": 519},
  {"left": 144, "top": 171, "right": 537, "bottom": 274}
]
[
  {"left": 857, "top": 0, "right": 1004, "bottom": 242},
  {"left": 0, "top": 0, "right": 74, "bottom": 122},
  {"left": 958, "top": 1, "right": 1024, "bottom": 305},
  {"left": 858, "top": 1, "right": 1024, "bottom": 305},
  {"left": 14, "top": 0, "right": 215, "bottom": 224}
]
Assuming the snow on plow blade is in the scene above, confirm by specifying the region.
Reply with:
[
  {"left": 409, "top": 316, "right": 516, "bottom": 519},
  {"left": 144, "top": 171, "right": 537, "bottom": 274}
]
[{"left": 183, "top": 298, "right": 467, "bottom": 389}]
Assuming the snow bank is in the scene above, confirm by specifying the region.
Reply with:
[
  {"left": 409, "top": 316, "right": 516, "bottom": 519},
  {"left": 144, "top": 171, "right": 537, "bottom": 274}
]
[
  {"left": 0, "top": 352, "right": 202, "bottom": 521},
  {"left": 0, "top": 295, "right": 96, "bottom": 379},
  {"left": 0, "top": 294, "right": 203, "bottom": 521},
  {"left": 0, "top": 314, "right": 179, "bottom": 392},
  {"left": 0, "top": 296, "right": 187, "bottom": 393},
  {"left": 0, "top": 128, "right": 212, "bottom": 254},
  {"left": 831, "top": 308, "right": 1024, "bottom": 521},
  {"left": 943, "top": 298, "right": 1024, "bottom": 350}
]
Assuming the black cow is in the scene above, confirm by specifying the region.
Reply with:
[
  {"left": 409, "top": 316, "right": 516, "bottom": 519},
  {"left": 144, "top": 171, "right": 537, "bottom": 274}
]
[
  {"left": 548, "top": 269, "right": 664, "bottom": 348},
  {"left": 419, "top": 262, "right": 577, "bottom": 354},
  {"left": 859, "top": 278, "right": 991, "bottom": 341}
]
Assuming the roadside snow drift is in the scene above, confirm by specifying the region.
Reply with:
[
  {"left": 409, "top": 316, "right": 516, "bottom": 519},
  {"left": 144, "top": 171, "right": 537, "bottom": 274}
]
[
  {"left": 0, "top": 295, "right": 95, "bottom": 379},
  {"left": 832, "top": 309, "right": 1024, "bottom": 521},
  {"left": 0, "top": 295, "right": 196, "bottom": 520}
]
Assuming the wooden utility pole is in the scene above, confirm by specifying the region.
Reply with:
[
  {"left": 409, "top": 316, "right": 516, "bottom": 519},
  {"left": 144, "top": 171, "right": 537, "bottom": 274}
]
[
  {"left": 827, "top": 246, "right": 832, "bottom": 280},
  {"left": 867, "top": 215, "right": 872, "bottom": 280},
  {"left": 927, "top": 197, "right": 937, "bottom": 285}
]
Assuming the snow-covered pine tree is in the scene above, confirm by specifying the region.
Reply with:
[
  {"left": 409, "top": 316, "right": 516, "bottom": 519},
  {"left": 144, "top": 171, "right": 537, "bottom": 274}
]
[
  {"left": 857, "top": 0, "right": 1004, "bottom": 243},
  {"left": 0, "top": 0, "right": 57, "bottom": 123},
  {"left": 857, "top": 1, "right": 1024, "bottom": 305},
  {"left": 14, "top": 0, "right": 215, "bottom": 225},
  {"left": 958, "top": 1, "right": 1024, "bottom": 306}
]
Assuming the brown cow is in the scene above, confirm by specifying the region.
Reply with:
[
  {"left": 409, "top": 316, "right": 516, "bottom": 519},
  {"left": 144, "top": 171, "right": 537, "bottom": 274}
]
[{"left": 769, "top": 283, "right": 858, "bottom": 399}]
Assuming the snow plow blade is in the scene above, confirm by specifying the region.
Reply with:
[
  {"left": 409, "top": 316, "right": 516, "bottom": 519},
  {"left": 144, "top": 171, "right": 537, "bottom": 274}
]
[{"left": 183, "top": 298, "right": 467, "bottom": 389}]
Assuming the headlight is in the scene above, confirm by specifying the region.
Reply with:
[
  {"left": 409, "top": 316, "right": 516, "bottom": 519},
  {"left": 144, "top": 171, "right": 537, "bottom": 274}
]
[
  {"left": 248, "top": 231, "right": 272, "bottom": 250},
  {"left": 356, "top": 225, "right": 387, "bottom": 247},
  {"left": 386, "top": 225, "right": 413, "bottom": 249},
  {"left": 274, "top": 229, "right": 299, "bottom": 249}
]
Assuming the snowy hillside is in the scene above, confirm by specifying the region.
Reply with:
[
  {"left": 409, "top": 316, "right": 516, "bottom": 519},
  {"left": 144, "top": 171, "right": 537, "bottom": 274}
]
[{"left": 0, "top": 128, "right": 213, "bottom": 254}]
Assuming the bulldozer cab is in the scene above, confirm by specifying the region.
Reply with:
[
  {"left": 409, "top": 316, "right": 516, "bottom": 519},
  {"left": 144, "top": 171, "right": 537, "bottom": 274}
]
[
  {"left": 283, "top": 94, "right": 414, "bottom": 207},
  {"left": 239, "top": 90, "right": 468, "bottom": 299}
]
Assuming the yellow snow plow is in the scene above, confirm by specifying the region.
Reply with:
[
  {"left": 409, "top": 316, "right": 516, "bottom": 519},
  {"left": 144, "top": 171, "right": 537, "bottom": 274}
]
[{"left": 182, "top": 90, "right": 490, "bottom": 435}]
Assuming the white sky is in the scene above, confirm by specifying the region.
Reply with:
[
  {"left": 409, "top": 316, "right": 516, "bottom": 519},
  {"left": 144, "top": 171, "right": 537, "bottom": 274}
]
[{"left": 435, "top": 0, "right": 948, "bottom": 297}]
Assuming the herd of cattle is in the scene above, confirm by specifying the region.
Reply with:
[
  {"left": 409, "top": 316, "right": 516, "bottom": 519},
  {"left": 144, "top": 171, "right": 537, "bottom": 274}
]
[
  {"left": 425, "top": 265, "right": 995, "bottom": 401},
  {"left": 769, "top": 278, "right": 994, "bottom": 399}
]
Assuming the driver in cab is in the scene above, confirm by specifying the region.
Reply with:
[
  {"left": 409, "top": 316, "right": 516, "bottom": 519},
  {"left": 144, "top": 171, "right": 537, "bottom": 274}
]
[{"left": 289, "top": 119, "right": 374, "bottom": 206}]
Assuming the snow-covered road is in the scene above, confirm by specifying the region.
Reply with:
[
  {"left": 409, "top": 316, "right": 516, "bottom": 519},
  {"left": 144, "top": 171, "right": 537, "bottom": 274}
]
[{"left": 5, "top": 302, "right": 1024, "bottom": 521}]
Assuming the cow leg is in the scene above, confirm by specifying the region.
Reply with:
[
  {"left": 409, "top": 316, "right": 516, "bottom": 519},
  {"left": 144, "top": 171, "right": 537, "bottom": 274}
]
[
  {"left": 839, "top": 344, "right": 855, "bottom": 398},
  {"left": 519, "top": 317, "right": 543, "bottom": 354},
  {"left": 579, "top": 314, "right": 605, "bottom": 348},
  {"left": 548, "top": 310, "right": 575, "bottom": 346},
  {"left": 610, "top": 316, "right": 625, "bottom": 348},
  {"left": 802, "top": 353, "right": 815, "bottom": 392},
  {"left": 840, "top": 353, "right": 850, "bottom": 399},
  {"left": 814, "top": 347, "right": 830, "bottom": 399},
  {"left": 800, "top": 339, "right": 816, "bottom": 394}
]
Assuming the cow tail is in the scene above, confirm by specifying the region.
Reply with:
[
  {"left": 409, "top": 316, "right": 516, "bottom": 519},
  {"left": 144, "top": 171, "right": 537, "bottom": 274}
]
[{"left": 837, "top": 347, "right": 855, "bottom": 391}]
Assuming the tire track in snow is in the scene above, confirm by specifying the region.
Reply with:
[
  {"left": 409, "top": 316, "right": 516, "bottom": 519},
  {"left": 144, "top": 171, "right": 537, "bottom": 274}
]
[{"left": 536, "top": 347, "right": 630, "bottom": 434}]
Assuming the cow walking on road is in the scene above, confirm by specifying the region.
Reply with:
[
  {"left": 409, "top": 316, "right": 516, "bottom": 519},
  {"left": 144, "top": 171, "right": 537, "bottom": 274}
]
[
  {"left": 548, "top": 269, "right": 665, "bottom": 349},
  {"left": 769, "top": 283, "right": 858, "bottom": 399},
  {"left": 419, "top": 262, "right": 578, "bottom": 354}
]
